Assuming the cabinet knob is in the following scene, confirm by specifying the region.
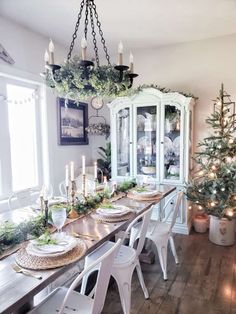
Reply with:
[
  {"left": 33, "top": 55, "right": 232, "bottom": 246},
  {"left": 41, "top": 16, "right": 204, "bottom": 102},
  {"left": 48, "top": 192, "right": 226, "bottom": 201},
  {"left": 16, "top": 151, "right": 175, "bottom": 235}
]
[
  {"left": 161, "top": 141, "right": 164, "bottom": 144},
  {"left": 130, "top": 142, "right": 132, "bottom": 144}
]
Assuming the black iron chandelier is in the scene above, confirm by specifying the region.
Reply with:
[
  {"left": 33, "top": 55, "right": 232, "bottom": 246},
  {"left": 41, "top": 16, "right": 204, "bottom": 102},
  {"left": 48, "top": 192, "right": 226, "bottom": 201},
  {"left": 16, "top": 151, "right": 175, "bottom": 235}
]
[{"left": 42, "top": 0, "right": 138, "bottom": 102}]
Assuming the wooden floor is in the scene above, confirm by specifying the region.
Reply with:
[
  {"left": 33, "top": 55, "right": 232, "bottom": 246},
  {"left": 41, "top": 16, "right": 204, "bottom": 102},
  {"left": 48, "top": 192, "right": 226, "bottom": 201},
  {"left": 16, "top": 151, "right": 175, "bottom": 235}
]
[{"left": 102, "top": 231, "right": 236, "bottom": 314}]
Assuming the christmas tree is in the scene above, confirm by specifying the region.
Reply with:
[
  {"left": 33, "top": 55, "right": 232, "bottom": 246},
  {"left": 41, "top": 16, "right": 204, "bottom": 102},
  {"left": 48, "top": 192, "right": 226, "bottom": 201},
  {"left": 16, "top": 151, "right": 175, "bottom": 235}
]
[{"left": 186, "top": 84, "right": 236, "bottom": 218}]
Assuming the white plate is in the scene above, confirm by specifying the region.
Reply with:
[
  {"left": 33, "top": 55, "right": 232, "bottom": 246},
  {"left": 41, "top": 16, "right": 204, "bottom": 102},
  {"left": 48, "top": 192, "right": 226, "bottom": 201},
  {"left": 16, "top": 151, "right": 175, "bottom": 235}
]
[
  {"left": 137, "top": 115, "right": 145, "bottom": 130},
  {"left": 96, "top": 205, "right": 130, "bottom": 217},
  {"left": 131, "top": 189, "right": 161, "bottom": 197},
  {"left": 164, "top": 136, "right": 173, "bottom": 154},
  {"left": 173, "top": 136, "right": 180, "bottom": 156},
  {"left": 26, "top": 233, "right": 78, "bottom": 257},
  {"left": 137, "top": 136, "right": 151, "bottom": 147}
]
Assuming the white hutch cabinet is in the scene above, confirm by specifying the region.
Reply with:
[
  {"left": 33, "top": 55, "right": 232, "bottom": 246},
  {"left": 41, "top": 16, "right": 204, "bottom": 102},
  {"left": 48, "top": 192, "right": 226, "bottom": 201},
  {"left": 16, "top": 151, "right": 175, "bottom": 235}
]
[{"left": 108, "top": 88, "right": 195, "bottom": 234}]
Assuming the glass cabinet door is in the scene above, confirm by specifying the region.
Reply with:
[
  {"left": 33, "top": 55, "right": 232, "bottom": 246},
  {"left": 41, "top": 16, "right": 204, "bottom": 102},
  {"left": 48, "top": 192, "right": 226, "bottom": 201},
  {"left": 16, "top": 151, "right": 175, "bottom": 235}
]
[
  {"left": 163, "top": 104, "right": 182, "bottom": 181},
  {"left": 116, "top": 108, "right": 131, "bottom": 176},
  {"left": 136, "top": 106, "right": 157, "bottom": 177}
]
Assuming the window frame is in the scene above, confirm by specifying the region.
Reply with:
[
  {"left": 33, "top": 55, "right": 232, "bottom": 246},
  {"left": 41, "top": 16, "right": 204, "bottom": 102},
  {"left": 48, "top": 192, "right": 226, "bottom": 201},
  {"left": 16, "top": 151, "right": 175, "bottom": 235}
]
[{"left": 0, "top": 75, "right": 44, "bottom": 201}]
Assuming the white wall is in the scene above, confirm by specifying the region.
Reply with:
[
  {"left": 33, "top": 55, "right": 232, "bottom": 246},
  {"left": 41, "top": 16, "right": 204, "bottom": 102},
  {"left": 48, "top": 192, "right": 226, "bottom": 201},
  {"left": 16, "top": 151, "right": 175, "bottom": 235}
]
[
  {"left": 1, "top": 14, "right": 236, "bottom": 196},
  {"left": 132, "top": 33, "right": 236, "bottom": 146},
  {"left": 0, "top": 16, "right": 108, "bottom": 196}
]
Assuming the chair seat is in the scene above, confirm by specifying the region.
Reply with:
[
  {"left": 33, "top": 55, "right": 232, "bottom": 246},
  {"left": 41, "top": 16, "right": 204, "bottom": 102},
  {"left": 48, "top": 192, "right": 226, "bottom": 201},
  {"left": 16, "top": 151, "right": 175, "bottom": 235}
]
[
  {"left": 30, "top": 287, "right": 93, "bottom": 314},
  {"left": 86, "top": 241, "right": 136, "bottom": 268},
  {"left": 132, "top": 220, "right": 170, "bottom": 237}
]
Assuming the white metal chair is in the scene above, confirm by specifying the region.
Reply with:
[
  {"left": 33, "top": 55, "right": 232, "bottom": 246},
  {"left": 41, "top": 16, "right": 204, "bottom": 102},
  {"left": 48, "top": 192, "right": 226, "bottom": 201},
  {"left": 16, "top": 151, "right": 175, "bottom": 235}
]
[
  {"left": 130, "top": 191, "right": 183, "bottom": 280},
  {"left": 80, "top": 206, "right": 153, "bottom": 314},
  {"left": 28, "top": 238, "right": 122, "bottom": 314},
  {"left": 8, "top": 188, "right": 38, "bottom": 210}
]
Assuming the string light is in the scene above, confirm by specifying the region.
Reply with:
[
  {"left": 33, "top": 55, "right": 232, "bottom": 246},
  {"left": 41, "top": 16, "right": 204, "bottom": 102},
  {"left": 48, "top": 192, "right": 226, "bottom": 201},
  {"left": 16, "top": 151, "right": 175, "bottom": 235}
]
[
  {"left": 210, "top": 202, "right": 215, "bottom": 207},
  {"left": 226, "top": 210, "right": 233, "bottom": 217},
  {"left": 198, "top": 205, "right": 203, "bottom": 210},
  {"left": 229, "top": 138, "right": 234, "bottom": 144},
  {"left": 211, "top": 165, "right": 217, "bottom": 170},
  {"left": 198, "top": 189, "right": 202, "bottom": 192},
  {"left": 209, "top": 172, "right": 215, "bottom": 178},
  {"left": 226, "top": 156, "right": 232, "bottom": 162},
  {"left": 213, "top": 190, "right": 217, "bottom": 194},
  {"left": 221, "top": 187, "right": 225, "bottom": 191}
]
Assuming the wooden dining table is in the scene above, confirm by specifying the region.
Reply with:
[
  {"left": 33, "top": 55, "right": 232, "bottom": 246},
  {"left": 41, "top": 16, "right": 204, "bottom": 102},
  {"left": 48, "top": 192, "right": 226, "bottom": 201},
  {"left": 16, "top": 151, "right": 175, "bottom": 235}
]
[{"left": 0, "top": 184, "right": 175, "bottom": 314}]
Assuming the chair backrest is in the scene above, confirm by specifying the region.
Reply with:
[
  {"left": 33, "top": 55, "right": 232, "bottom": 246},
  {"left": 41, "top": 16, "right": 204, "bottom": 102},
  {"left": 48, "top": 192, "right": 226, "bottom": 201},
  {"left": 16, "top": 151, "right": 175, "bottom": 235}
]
[
  {"left": 8, "top": 189, "right": 35, "bottom": 210},
  {"left": 163, "top": 191, "right": 183, "bottom": 230},
  {"left": 126, "top": 206, "right": 153, "bottom": 257},
  {"left": 59, "top": 239, "right": 122, "bottom": 314}
]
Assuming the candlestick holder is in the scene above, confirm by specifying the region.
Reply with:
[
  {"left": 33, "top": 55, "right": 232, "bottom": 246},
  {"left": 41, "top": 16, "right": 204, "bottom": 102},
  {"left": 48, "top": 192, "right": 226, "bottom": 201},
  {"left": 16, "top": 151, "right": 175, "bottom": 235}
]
[
  {"left": 128, "top": 73, "right": 139, "bottom": 88},
  {"left": 93, "top": 178, "right": 98, "bottom": 194},
  {"left": 82, "top": 174, "right": 86, "bottom": 196},
  {"left": 40, "top": 196, "right": 44, "bottom": 212},
  {"left": 44, "top": 199, "right": 49, "bottom": 227},
  {"left": 114, "top": 65, "right": 129, "bottom": 82},
  {"left": 68, "top": 180, "right": 79, "bottom": 219}
]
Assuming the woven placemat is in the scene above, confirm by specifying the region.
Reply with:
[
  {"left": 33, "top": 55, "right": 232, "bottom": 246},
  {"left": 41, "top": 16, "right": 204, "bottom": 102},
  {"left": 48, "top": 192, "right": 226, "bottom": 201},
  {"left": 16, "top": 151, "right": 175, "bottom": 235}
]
[
  {"left": 15, "top": 239, "right": 87, "bottom": 270},
  {"left": 127, "top": 192, "right": 162, "bottom": 201},
  {"left": 91, "top": 211, "right": 134, "bottom": 223}
]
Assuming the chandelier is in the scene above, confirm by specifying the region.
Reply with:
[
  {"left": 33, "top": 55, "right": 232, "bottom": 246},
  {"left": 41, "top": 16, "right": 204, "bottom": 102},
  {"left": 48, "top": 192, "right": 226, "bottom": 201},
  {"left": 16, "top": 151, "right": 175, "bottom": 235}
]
[{"left": 42, "top": 0, "right": 138, "bottom": 102}]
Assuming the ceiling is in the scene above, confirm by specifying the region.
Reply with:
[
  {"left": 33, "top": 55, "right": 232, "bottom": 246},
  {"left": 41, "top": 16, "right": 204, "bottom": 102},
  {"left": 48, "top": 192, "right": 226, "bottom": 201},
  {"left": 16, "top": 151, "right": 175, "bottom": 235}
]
[{"left": 1, "top": 0, "right": 236, "bottom": 54}]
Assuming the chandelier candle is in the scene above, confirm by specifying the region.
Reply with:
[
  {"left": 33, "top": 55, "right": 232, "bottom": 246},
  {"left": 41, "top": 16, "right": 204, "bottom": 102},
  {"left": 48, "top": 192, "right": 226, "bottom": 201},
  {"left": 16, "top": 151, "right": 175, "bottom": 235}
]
[
  {"left": 129, "top": 53, "right": 134, "bottom": 73},
  {"left": 44, "top": 50, "right": 49, "bottom": 65},
  {"left": 81, "top": 37, "right": 87, "bottom": 60},
  {"left": 48, "top": 39, "right": 55, "bottom": 64},
  {"left": 118, "top": 41, "right": 123, "bottom": 66}
]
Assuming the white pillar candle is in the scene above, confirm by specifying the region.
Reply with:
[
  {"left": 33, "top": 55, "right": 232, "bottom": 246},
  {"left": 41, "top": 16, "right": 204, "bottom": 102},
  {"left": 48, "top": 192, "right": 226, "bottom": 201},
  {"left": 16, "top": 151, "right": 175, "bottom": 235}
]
[
  {"left": 94, "top": 161, "right": 97, "bottom": 179},
  {"left": 129, "top": 52, "right": 134, "bottom": 73},
  {"left": 118, "top": 41, "right": 123, "bottom": 65},
  {"left": 65, "top": 165, "right": 69, "bottom": 187},
  {"left": 48, "top": 39, "right": 55, "bottom": 64},
  {"left": 70, "top": 161, "right": 75, "bottom": 181},
  {"left": 43, "top": 186, "right": 49, "bottom": 201},
  {"left": 81, "top": 37, "right": 87, "bottom": 61},
  {"left": 82, "top": 155, "right": 86, "bottom": 175},
  {"left": 44, "top": 50, "right": 50, "bottom": 65},
  {"left": 104, "top": 176, "right": 108, "bottom": 186}
]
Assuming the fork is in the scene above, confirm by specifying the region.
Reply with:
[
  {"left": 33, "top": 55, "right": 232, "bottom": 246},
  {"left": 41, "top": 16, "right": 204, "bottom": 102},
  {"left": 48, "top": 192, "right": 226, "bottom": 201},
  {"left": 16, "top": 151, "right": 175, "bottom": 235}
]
[{"left": 11, "top": 264, "right": 42, "bottom": 280}]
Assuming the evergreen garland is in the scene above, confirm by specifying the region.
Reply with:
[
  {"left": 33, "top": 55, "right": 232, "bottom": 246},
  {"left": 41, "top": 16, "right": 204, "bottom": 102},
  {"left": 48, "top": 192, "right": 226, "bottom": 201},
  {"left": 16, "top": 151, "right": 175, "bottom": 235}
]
[{"left": 0, "top": 179, "right": 136, "bottom": 256}]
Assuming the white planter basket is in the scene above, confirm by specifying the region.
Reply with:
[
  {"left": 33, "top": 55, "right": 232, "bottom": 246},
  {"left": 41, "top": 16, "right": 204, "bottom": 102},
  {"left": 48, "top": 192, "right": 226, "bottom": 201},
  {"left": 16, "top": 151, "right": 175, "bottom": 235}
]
[{"left": 209, "top": 216, "right": 235, "bottom": 246}]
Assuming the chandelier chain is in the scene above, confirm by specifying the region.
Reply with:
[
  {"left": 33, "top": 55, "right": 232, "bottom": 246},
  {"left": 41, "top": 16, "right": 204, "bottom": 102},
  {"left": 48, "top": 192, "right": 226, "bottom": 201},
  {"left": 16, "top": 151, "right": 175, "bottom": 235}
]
[
  {"left": 89, "top": 1, "right": 100, "bottom": 66},
  {"left": 67, "top": 0, "right": 85, "bottom": 60},
  {"left": 91, "top": 0, "right": 111, "bottom": 65},
  {"left": 84, "top": 0, "right": 89, "bottom": 40}
]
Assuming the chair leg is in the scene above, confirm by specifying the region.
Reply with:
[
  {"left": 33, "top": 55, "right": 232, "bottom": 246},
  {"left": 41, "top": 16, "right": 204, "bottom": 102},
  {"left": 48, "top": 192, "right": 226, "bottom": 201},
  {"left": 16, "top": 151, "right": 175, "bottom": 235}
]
[
  {"left": 169, "top": 235, "right": 179, "bottom": 264},
  {"left": 156, "top": 244, "right": 168, "bottom": 280},
  {"left": 136, "top": 261, "right": 149, "bottom": 299},
  {"left": 113, "top": 270, "right": 133, "bottom": 314}
]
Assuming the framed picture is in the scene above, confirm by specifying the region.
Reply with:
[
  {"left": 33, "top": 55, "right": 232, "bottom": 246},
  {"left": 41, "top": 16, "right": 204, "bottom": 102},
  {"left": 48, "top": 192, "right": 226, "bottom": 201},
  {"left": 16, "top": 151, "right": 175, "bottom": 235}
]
[{"left": 57, "top": 98, "right": 88, "bottom": 145}]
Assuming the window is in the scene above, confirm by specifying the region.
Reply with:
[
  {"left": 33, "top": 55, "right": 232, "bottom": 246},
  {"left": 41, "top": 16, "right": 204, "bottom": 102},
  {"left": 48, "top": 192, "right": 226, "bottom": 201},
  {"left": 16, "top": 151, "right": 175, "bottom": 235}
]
[{"left": 0, "top": 76, "right": 43, "bottom": 199}]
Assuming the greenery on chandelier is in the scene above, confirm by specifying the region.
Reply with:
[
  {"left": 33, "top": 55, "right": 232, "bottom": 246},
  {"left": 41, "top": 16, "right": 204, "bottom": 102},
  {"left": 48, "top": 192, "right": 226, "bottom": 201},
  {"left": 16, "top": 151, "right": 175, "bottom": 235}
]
[
  {"left": 186, "top": 84, "right": 236, "bottom": 218},
  {"left": 45, "top": 56, "right": 130, "bottom": 101},
  {"left": 0, "top": 179, "right": 136, "bottom": 256}
]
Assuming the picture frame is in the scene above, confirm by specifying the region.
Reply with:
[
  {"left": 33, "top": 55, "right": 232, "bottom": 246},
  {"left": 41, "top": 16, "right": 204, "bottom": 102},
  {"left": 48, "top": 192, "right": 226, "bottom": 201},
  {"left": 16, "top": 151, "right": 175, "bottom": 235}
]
[{"left": 57, "top": 97, "right": 89, "bottom": 145}]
